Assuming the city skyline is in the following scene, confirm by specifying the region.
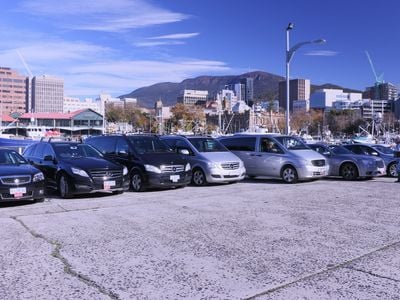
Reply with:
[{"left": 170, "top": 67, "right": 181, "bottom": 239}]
[{"left": 0, "top": 0, "right": 399, "bottom": 99}]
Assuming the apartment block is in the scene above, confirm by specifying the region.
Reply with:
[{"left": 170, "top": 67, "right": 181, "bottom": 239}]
[
  {"left": 278, "top": 79, "right": 310, "bottom": 112},
  {"left": 32, "top": 75, "right": 64, "bottom": 112},
  {"left": 0, "top": 67, "right": 27, "bottom": 115},
  {"left": 177, "top": 90, "right": 208, "bottom": 106}
]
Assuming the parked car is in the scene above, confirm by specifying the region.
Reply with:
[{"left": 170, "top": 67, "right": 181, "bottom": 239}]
[
  {"left": 23, "top": 140, "right": 129, "bottom": 198},
  {"left": 218, "top": 134, "right": 329, "bottom": 183},
  {"left": 308, "top": 143, "right": 385, "bottom": 180},
  {"left": 84, "top": 135, "right": 191, "bottom": 191},
  {"left": 161, "top": 135, "right": 246, "bottom": 186},
  {"left": 342, "top": 144, "right": 396, "bottom": 177},
  {"left": 0, "top": 148, "right": 45, "bottom": 202}
]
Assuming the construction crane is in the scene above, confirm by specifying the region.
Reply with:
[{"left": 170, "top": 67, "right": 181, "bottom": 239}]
[{"left": 365, "top": 50, "right": 384, "bottom": 99}]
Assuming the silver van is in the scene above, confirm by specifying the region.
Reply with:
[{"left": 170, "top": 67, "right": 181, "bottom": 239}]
[
  {"left": 218, "top": 134, "right": 329, "bottom": 183},
  {"left": 161, "top": 136, "right": 246, "bottom": 186}
]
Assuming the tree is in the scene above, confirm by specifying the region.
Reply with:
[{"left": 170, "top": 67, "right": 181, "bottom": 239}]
[{"left": 170, "top": 103, "right": 205, "bottom": 133}]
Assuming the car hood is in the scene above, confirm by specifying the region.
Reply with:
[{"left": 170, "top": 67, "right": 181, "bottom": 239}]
[
  {"left": 139, "top": 152, "right": 188, "bottom": 166},
  {"left": 198, "top": 151, "right": 243, "bottom": 163},
  {"left": 62, "top": 157, "right": 121, "bottom": 170},
  {"left": 0, "top": 164, "right": 40, "bottom": 176},
  {"left": 290, "top": 149, "right": 326, "bottom": 161}
]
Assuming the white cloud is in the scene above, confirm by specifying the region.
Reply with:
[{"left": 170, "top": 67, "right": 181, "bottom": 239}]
[
  {"left": 304, "top": 50, "right": 338, "bottom": 57},
  {"left": 18, "top": 0, "right": 189, "bottom": 32},
  {"left": 135, "top": 41, "right": 185, "bottom": 47},
  {"left": 148, "top": 33, "right": 200, "bottom": 40}
]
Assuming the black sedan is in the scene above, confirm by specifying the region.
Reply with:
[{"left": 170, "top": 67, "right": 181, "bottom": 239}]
[
  {"left": 0, "top": 148, "right": 45, "bottom": 202},
  {"left": 23, "top": 141, "right": 129, "bottom": 198}
]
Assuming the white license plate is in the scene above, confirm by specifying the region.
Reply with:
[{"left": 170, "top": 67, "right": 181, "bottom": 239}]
[
  {"left": 104, "top": 180, "right": 116, "bottom": 190},
  {"left": 170, "top": 175, "right": 180, "bottom": 182},
  {"left": 10, "top": 187, "right": 26, "bottom": 198}
]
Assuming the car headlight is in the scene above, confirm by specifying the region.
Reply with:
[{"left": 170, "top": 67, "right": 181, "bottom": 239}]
[
  {"left": 301, "top": 159, "right": 313, "bottom": 166},
  {"left": 123, "top": 166, "right": 128, "bottom": 176},
  {"left": 144, "top": 164, "right": 161, "bottom": 174},
  {"left": 71, "top": 167, "right": 89, "bottom": 177},
  {"left": 207, "top": 162, "right": 219, "bottom": 169},
  {"left": 33, "top": 172, "right": 45, "bottom": 182},
  {"left": 185, "top": 163, "right": 191, "bottom": 172}
]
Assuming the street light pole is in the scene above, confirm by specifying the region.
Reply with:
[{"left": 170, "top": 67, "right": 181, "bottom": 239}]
[{"left": 285, "top": 22, "right": 326, "bottom": 135}]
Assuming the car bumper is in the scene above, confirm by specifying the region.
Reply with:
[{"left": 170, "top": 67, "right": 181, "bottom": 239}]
[
  {"left": 73, "top": 175, "right": 130, "bottom": 195},
  {"left": 206, "top": 167, "right": 246, "bottom": 183},
  {"left": 298, "top": 165, "right": 329, "bottom": 179},
  {"left": 0, "top": 181, "right": 45, "bottom": 202},
  {"left": 146, "top": 171, "right": 191, "bottom": 188}
]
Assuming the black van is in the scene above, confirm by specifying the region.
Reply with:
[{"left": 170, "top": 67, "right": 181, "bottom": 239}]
[{"left": 85, "top": 135, "right": 192, "bottom": 191}]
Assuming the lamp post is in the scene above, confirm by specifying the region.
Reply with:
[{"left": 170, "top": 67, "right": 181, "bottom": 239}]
[{"left": 285, "top": 23, "right": 326, "bottom": 135}]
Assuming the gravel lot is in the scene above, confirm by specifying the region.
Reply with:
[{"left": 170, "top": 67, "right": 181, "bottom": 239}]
[{"left": 1, "top": 177, "right": 399, "bottom": 300}]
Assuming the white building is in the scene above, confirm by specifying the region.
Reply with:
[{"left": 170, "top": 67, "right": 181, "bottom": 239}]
[
  {"left": 32, "top": 75, "right": 64, "bottom": 112},
  {"left": 216, "top": 89, "right": 237, "bottom": 111},
  {"left": 310, "top": 89, "right": 362, "bottom": 109},
  {"left": 177, "top": 90, "right": 208, "bottom": 106},
  {"left": 63, "top": 97, "right": 102, "bottom": 114},
  {"left": 293, "top": 99, "right": 310, "bottom": 112}
]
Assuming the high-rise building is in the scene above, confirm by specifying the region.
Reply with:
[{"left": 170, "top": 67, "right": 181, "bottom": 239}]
[
  {"left": 240, "top": 78, "right": 254, "bottom": 106},
  {"left": 177, "top": 90, "right": 208, "bottom": 106},
  {"left": 0, "top": 67, "right": 27, "bottom": 115},
  {"left": 363, "top": 82, "right": 398, "bottom": 100},
  {"left": 278, "top": 79, "right": 310, "bottom": 112},
  {"left": 32, "top": 75, "right": 64, "bottom": 112}
]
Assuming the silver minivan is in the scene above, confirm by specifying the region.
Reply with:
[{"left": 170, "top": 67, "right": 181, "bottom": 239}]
[
  {"left": 219, "top": 134, "right": 329, "bottom": 183},
  {"left": 161, "top": 136, "right": 246, "bottom": 186}
]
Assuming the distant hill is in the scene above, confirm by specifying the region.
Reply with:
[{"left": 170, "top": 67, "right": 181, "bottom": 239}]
[{"left": 120, "top": 71, "right": 361, "bottom": 108}]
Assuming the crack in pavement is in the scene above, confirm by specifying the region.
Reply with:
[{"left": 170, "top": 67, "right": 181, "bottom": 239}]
[
  {"left": 10, "top": 216, "right": 120, "bottom": 300},
  {"left": 343, "top": 266, "right": 400, "bottom": 283},
  {"left": 243, "top": 240, "right": 400, "bottom": 299}
]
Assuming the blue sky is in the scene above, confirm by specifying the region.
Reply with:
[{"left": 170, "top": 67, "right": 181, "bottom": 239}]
[{"left": 0, "top": 0, "right": 399, "bottom": 99}]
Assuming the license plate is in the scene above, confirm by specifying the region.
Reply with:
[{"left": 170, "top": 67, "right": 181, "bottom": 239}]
[
  {"left": 170, "top": 175, "right": 180, "bottom": 182},
  {"left": 104, "top": 180, "right": 116, "bottom": 190},
  {"left": 10, "top": 187, "right": 26, "bottom": 198}
]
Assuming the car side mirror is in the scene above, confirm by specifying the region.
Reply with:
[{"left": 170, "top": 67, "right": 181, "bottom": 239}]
[
  {"left": 322, "top": 151, "right": 331, "bottom": 156},
  {"left": 44, "top": 155, "right": 55, "bottom": 162},
  {"left": 118, "top": 150, "right": 129, "bottom": 157},
  {"left": 179, "top": 148, "right": 190, "bottom": 155}
]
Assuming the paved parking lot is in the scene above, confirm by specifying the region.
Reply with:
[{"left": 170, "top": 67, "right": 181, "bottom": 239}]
[{"left": 1, "top": 177, "right": 400, "bottom": 300}]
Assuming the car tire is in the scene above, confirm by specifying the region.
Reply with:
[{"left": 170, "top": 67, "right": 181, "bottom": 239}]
[
  {"left": 387, "top": 162, "right": 398, "bottom": 177},
  {"left": 340, "top": 163, "right": 358, "bottom": 180},
  {"left": 281, "top": 166, "right": 298, "bottom": 184},
  {"left": 58, "top": 174, "right": 73, "bottom": 199},
  {"left": 192, "top": 168, "right": 207, "bottom": 186},
  {"left": 131, "top": 171, "right": 145, "bottom": 192}
]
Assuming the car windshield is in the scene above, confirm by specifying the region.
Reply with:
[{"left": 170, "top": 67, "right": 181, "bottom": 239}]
[
  {"left": 53, "top": 144, "right": 103, "bottom": 158},
  {"left": 329, "top": 145, "right": 354, "bottom": 155},
  {"left": 274, "top": 136, "right": 309, "bottom": 150},
  {"left": 187, "top": 138, "right": 228, "bottom": 152},
  {"left": 127, "top": 136, "right": 173, "bottom": 154},
  {"left": 0, "top": 150, "right": 28, "bottom": 165},
  {"left": 372, "top": 145, "right": 394, "bottom": 155}
]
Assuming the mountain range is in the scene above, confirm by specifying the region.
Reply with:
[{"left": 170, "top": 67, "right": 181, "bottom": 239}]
[{"left": 120, "top": 71, "right": 361, "bottom": 108}]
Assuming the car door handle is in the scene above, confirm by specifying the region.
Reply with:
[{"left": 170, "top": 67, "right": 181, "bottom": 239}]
[{"left": 250, "top": 154, "right": 262, "bottom": 157}]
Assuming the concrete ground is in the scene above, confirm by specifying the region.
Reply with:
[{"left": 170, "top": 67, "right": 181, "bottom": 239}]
[{"left": 0, "top": 177, "right": 399, "bottom": 300}]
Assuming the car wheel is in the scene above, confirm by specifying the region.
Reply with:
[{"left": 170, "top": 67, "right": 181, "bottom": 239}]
[
  {"left": 192, "top": 168, "right": 207, "bottom": 186},
  {"left": 340, "top": 163, "right": 358, "bottom": 180},
  {"left": 58, "top": 174, "right": 73, "bottom": 199},
  {"left": 387, "top": 162, "right": 398, "bottom": 177},
  {"left": 281, "top": 166, "right": 298, "bottom": 183},
  {"left": 131, "top": 171, "right": 145, "bottom": 192}
]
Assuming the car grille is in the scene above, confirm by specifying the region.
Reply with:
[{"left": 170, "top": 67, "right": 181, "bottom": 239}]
[
  {"left": 160, "top": 165, "right": 184, "bottom": 173},
  {"left": 376, "top": 160, "right": 385, "bottom": 168},
  {"left": 1, "top": 191, "right": 33, "bottom": 200},
  {"left": 0, "top": 175, "right": 31, "bottom": 185},
  {"left": 89, "top": 169, "right": 123, "bottom": 179},
  {"left": 311, "top": 159, "right": 326, "bottom": 167},
  {"left": 221, "top": 162, "right": 240, "bottom": 170}
]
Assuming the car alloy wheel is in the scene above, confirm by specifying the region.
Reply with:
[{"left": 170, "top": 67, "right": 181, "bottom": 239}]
[
  {"left": 341, "top": 163, "right": 358, "bottom": 180},
  {"left": 281, "top": 166, "right": 298, "bottom": 183},
  {"left": 131, "top": 171, "right": 144, "bottom": 192},
  {"left": 388, "top": 162, "right": 398, "bottom": 177},
  {"left": 192, "top": 168, "right": 206, "bottom": 186},
  {"left": 59, "top": 174, "right": 72, "bottom": 198}
]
